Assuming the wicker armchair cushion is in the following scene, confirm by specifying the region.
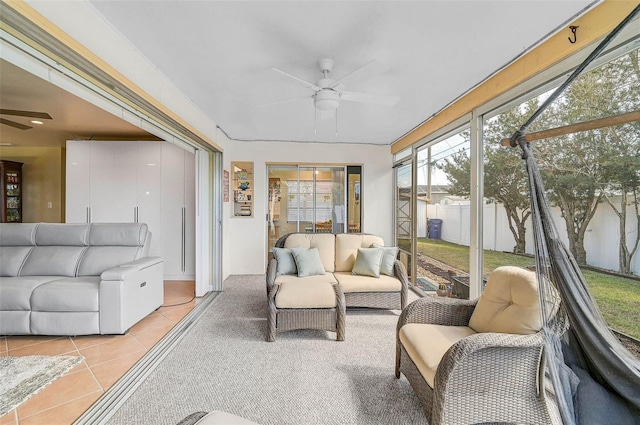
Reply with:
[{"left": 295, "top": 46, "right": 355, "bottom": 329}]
[
  {"left": 469, "top": 266, "right": 542, "bottom": 335},
  {"left": 274, "top": 280, "right": 337, "bottom": 309},
  {"left": 333, "top": 272, "right": 402, "bottom": 292},
  {"left": 399, "top": 323, "right": 476, "bottom": 387},
  {"left": 284, "top": 233, "right": 335, "bottom": 272}
]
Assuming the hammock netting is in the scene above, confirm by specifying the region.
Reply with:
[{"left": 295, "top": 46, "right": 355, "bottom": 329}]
[{"left": 509, "top": 5, "right": 640, "bottom": 424}]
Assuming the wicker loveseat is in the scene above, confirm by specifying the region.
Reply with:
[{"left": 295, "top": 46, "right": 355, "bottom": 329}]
[
  {"left": 395, "top": 266, "right": 557, "bottom": 425},
  {"left": 265, "top": 233, "right": 408, "bottom": 341}
]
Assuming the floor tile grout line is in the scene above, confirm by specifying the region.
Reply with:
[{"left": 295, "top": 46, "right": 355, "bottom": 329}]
[
  {"left": 6, "top": 336, "right": 66, "bottom": 353},
  {"left": 17, "top": 390, "right": 105, "bottom": 423}
]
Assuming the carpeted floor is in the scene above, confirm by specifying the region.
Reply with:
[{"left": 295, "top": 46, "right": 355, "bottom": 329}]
[
  {"left": 108, "top": 275, "right": 427, "bottom": 425},
  {"left": 0, "top": 355, "right": 84, "bottom": 416}
]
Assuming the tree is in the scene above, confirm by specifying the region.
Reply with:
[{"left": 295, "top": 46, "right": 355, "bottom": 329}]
[
  {"left": 595, "top": 50, "right": 640, "bottom": 274},
  {"left": 600, "top": 127, "right": 640, "bottom": 274},
  {"left": 533, "top": 50, "right": 640, "bottom": 268}
]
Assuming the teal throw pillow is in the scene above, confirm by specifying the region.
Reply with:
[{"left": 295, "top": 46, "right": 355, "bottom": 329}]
[
  {"left": 272, "top": 247, "right": 298, "bottom": 275},
  {"left": 373, "top": 243, "right": 399, "bottom": 276},
  {"left": 291, "top": 247, "right": 326, "bottom": 277},
  {"left": 352, "top": 247, "right": 384, "bottom": 278}
]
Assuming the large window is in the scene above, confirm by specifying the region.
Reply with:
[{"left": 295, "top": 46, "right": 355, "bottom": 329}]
[
  {"left": 413, "top": 128, "right": 472, "bottom": 296},
  {"left": 481, "top": 46, "right": 640, "bottom": 339},
  {"left": 397, "top": 35, "right": 640, "bottom": 341}
]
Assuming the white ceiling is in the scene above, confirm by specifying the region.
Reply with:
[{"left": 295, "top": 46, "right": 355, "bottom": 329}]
[
  {"left": 0, "top": 1, "right": 598, "bottom": 148},
  {"left": 84, "top": 0, "right": 597, "bottom": 145}
]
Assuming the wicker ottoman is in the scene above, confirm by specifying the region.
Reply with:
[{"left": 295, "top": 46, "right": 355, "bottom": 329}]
[{"left": 267, "top": 280, "right": 346, "bottom": 342}]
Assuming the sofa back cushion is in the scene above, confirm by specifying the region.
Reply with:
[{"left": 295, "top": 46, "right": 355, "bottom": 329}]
[
  {"left": 0, "top": 223, "right": 38, "bottom": 277},
  {"left": 20, "top": 246, "right": 87, "bottom": 277},
  {"left": 335, "top": 234, "right": 384, "bottom": 272},
  {"left": 0, "top": 246, "right": 33, "bottom": 277},
  {"left": 284, "top": 233, "right": 335, "bottom": 272},
  {"left": 78, "top": 223, "right": 149, "bottom": 276},
  {"left": 0, "top": 223, "right": 38, "bottom": 246},
  {"left": 469, "top": 266, "right": 542, "bottom": 335},
  {"left": 1, "top": 222, "right": 150, "bottom": 278},
  {"left": 35, "top": 223, "right": 90, "bottom": 246},
  {"left": 8, "top": 224, "right": 89, "bottom": 277}
]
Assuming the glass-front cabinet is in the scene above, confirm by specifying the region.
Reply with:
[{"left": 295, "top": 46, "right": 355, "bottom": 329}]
[{"left": 1, "top": 160, "right": 23, "bottom": 223}]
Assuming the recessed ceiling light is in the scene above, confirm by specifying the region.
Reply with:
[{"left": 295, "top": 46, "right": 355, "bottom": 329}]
[
  {"left": 31, "top": 120, "right": 44, "bottom": 125},
  {"left": 0, "top": 143, "right": 13, "bottom": 146}
]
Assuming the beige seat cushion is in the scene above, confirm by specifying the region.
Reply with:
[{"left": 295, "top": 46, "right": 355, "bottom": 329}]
[
  {"left": 469, "top": 266, "right": 542, "bottom": 335},
  {"left": 400, "top": 323, "right": 476, "bottom": 388},
  {"left": 335, "top": 234, "right": 384, "bottom": 272},
  {"left": 333, "top": 272, "right": 401, "bottom": 292},
  {"left": 284, "top": 233, "right": 336, "bottom": 272},
  {"left": 274, "top": 280, "right": 337, "bottom": 309}
]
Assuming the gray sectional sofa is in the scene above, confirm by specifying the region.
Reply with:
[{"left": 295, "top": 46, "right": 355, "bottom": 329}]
[{"left": 0, "top": 222, "right": 164, "bottom": 335}]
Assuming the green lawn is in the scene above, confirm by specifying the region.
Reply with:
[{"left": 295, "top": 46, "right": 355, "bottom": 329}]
[{"left": 414, "top": 238, "right": 640, "bottom": 340}]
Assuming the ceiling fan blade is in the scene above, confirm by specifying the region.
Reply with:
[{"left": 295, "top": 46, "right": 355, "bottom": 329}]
[
  {"left": 272, "top": 68, "right": 321, "bottom": 91},
  {"left": 0, "top": 118, "right": 32, "bottom": 130},
  {"left": 330, "top": 60, "right": 389, "bottom": 88},
  {"left": 0, "top": 109, "right": 52, "bottom": 120},
  {"left": 341, "top": 91, "right": 399, "bottom": 106}
]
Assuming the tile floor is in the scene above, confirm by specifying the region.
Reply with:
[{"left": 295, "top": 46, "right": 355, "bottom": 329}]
[{"left": 0, "top": 280, "right": 197, "bottom": 425}]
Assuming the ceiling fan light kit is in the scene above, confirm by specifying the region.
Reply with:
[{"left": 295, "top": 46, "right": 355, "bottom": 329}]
[
  {"left": 314, "top": 89, "right": 340, "bottom": 111},
  {"left": 272, "top": 58, "right": 399, "bottom": 122}
]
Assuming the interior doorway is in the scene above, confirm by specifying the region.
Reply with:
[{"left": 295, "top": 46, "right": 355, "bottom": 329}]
[{"left": 266, "top": 164, "right": 362, "bottom": 259}]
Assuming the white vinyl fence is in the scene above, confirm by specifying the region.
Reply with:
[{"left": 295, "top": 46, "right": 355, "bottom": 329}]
[{"left": 421, "top": 197, "right": 639, "bottom": 276}]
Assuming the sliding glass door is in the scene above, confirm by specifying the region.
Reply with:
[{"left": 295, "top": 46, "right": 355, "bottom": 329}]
[{"left": 267, "top": 165, "right": 361, "bottom": 259}]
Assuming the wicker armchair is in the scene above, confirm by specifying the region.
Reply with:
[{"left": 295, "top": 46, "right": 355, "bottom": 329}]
[
  {"left": 266, "top": 257, "right": 345, "bottom": 342},
  {"left": 395, "top": 266, "right": 555, "bottom": 425}
]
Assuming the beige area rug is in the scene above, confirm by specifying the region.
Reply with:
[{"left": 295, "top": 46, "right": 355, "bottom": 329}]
[{"left": 0, "top": 355, "right": 84, "bottom": 416}]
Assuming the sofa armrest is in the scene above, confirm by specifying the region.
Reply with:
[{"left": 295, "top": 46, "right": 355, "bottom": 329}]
[
  {"left": 99, "top": 257, "right": 164, "bottom": 334},
  {"left": 266, "top": 258, "right": 277, "bottom": 296},
  {"left": 398, "top": 296, "right": 477, "bottom": 328},
  {"left": 432, "top": 331, "right": 545, "bottom": 425},
  {"left": 100, "top": 256, "right": 163, "bottom": 281}
]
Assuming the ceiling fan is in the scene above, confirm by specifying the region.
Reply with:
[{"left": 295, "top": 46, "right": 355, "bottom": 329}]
[
  {"left": 0, "top": 109, "right": 52, "bottom": 130},
  {"left": 271, "top": 58, "right": 399, "bottom": 114}
]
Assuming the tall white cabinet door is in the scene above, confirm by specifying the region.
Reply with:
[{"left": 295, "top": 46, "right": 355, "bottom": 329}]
[
  {"left": 65, "top": 141, "right": 92, "bottom": 223},
  {"left": 90, "top": 141, "right": 138, "bottom": 223},
  {"left": 161, "top": 142, "right": 194, "bottom": 279},
  {"left": 137, "top": 141, "right": 163, "bottom": 258}
]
